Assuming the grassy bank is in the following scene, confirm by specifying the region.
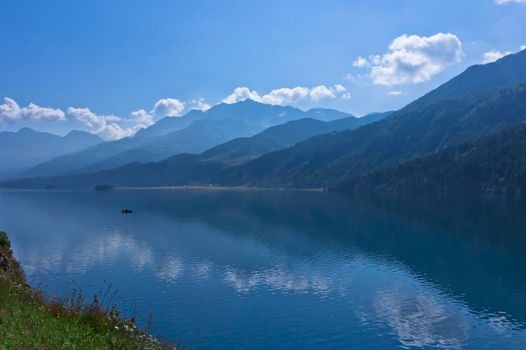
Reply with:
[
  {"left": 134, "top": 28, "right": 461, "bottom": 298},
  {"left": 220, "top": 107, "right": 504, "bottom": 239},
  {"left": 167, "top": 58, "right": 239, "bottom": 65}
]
[{"left": 0, "top": 231, "right": 176, "bottom": 350}]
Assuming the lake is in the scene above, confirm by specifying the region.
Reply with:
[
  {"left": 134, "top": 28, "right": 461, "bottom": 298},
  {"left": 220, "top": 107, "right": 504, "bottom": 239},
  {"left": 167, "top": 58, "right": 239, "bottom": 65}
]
[{"left": 1, "top": 189, "right": 525, "bottom": 349}]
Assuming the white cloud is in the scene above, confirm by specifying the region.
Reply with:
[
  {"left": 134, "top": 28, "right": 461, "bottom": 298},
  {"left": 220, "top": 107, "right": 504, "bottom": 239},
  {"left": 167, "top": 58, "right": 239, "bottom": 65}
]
[
  {"left": 353, "top": 33, "right": 464, "bottom": 86},
  {"left": 0, "top": 97, "right": 65, "bottom": 125},
  {"left": 0, "top": 97, "right": 20, "bottom": 123},
  {"left": 68, "top": 107, "right": 158, "bottom": 140},
  {"left": 520, "top": 45, "right": 526, "bottom": 51},
  {"left": 343, "top": 73, "right": 369, "bottom": 83},
  {"left": 344, "top": 73, "right": 357, "bottom": 82},
  {"left": 495, "top": 0, "right": 526, "bottom": 4},
  {"left": 482, "top": 49, "right": 512, "bottom": 63},
  {"left": 309, "top": 85, "right": 335, "bottom": 101},
  {"left": 152, "top": 98, "right": 185, "bottom": 117},
  {"left": 189, "top": 97, "right": 211, "bottom": 111},
  {"left": 21, "top": 103, "right": 66, "bottom": 121},
  {"left": 223, "top": 85, "right": 350, "bottom": 106},
  {"left": 262, "top": 87, "right": 309, "bottom": 105},
  {"left": 222, "top": 87, "right": 262, "bottom": 104},
  {"left": 352, "top": 56, "right": 369, "bottom": 68},
  {"left": 66, "top": 107, "right": 134, "bottom": 140},
  {"left": 130, "top": 109, "right": 154, "bottom": 129},
  {"left": 334, "top": 84, "right": 351, "bottom": 99},
  {"left": 388, "top": 91, "right": 403, "bottom": 96}
]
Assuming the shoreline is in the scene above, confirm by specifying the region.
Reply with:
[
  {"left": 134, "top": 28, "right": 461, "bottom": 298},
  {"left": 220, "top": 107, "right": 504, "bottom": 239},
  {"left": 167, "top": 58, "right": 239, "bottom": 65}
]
[
  {"left": 114, "top": 185, "right": 325, "bottom": 192},
  {"left": 0, "top": 185, "right": 326, "bottom": 193},
  {"left": 0, "top": 231, "right": 176, "bottom": 349}
]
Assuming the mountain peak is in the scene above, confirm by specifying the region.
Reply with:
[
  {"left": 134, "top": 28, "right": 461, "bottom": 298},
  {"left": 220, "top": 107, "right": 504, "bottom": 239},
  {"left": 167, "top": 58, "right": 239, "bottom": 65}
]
[
  {"left": 304, "top": 108, "right": 354, "bottom": 121},
  {"left": 18, "top": 127, "right": 38, "bottom": 134},
  {"left": 65, "top": 129, "right": 86, "bottom": 136},
  {"left": 63, "top": 130, "right": 103, "bottom": 143},
  {"left": 212, "top": 98, "right": 266, "bottom": 111},
  {"left": 418, "top": 49, "right": 526, "bottom": 105},
  {"left": 237, "top": 98, "right": 263, "bottom": 106}
]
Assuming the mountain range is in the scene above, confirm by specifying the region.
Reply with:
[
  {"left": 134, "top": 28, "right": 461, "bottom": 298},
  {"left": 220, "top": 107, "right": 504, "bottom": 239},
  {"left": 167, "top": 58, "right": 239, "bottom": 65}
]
[
  {"left": 0, "top": 128, "right": 102, "bottom": 180},
  {"left": 216, "top": 76, "right": 526, "bottom": 188},
  {"left": 2, "top": 112, "right": 388, "bottom": 188},
  {"left": 19, "top": 101, "right": 356, "bottom": 178},
  {"left": 3, "top": 49, "right": 526, "bottom": 194}
]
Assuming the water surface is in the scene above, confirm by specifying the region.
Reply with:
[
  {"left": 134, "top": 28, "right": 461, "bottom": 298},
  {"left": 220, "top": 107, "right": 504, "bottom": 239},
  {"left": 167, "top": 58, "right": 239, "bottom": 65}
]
[{"left": 1, "top": 189, "right": 525, "bottom": 349}]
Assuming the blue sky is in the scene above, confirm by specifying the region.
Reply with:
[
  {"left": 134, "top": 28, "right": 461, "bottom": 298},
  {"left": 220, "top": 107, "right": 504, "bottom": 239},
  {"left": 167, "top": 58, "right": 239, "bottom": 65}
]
[{"left": 1, "top": 0, "right": 525, "bottom": 139}]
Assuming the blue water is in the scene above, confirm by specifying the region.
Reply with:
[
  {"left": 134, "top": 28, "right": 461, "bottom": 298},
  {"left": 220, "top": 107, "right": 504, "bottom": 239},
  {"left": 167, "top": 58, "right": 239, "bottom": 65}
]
[{"left": 1, "top": 189, "right": 525, "bottom": 349}]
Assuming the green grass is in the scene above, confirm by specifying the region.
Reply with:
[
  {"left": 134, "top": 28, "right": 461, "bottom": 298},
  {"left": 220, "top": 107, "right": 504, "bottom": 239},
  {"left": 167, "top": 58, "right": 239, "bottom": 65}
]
[{"left": 0, "top": 233, "right": 176, "bottom": 350}]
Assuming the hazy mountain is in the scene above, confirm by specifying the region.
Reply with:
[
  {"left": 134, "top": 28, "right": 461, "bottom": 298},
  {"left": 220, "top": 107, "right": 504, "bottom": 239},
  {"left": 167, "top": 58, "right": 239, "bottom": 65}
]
[
  {"left": 297, "top": 108, "right": 355, "bottom": 122},
  {"left": 134, "top": 100, "right": 344, "bottom": 138},
  {"left": 20, "top": 135, "right": 140, "bottom": 179},
  {"left": 1, "top": 112, "right": 386, "bottom": 189},
  {"left": 75, "top": 118, "right": 259, "bottom": 174},
  {"left": 135, "top": 109, "right": 207, "bottom": 138},
  {"left": 338, "top": 122, "right": 526, "bottom": 194},
  {"left": 0, "top": 128, "right": 102, "bottom": 180},
  {"left": 200, "top": 113, "right": 386, "bottom": 165},
  {"left": 21, "top": 100, "right": 353, "bottom": 178}
]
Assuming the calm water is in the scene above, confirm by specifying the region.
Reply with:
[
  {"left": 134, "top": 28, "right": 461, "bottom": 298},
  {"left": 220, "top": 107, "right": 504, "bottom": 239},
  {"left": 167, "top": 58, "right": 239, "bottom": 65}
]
[{"left": 1, "top": 189, "right": 526, "bottom": 349}]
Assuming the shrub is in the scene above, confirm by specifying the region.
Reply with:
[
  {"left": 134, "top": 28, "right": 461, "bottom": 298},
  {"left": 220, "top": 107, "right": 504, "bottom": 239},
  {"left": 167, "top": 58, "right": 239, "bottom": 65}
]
[{"left": 0, "top": 231, "right": 10, "bottom": 249}]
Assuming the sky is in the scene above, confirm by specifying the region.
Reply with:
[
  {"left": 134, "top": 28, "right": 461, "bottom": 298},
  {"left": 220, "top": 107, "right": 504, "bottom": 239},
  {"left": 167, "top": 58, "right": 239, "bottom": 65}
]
[{"left": 1, "top": 0, "right": 525, "bottom": 139}]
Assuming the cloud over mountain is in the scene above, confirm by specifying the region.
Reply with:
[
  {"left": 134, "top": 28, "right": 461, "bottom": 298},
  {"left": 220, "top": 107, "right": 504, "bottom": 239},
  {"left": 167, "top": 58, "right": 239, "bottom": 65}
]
[
  {"left": 222, "top": 85, "right": 350, "bottom": 105},
  {"left": 0, "top": 84, "right": 349, "bottom": 141},
  {"left": 68, "top": 106, "right": 160, "bottom": 140},
  {"left": 352, "top": 33, "right": 464, "bottom": 86},
  {"left": 0, "top": 96, "right": 200, "bottom": 140},
  {"left": 130, "top": 109, "right": 155, "bottom": 128},
  {"left": 152, "top": 98, "right": 185, "bottom": 117},
  {"left": 66, "top": 107, "right": 132, "bottom": 140},
  {"left": 482, "top": 50, "right": 512, "bottom": 63},
  {"left": 1, "top": 87, "right": 352, "bottom": 140},
  {"left": 0, "top": 97, "right": 66, "bottom": 125},
  {"left": 189, "top": 98, "right": 211, "bottom": 111}
]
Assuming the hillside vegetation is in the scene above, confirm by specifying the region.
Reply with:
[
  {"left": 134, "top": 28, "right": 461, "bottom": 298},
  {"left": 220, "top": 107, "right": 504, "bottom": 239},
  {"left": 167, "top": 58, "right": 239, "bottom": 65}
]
[{"left": 337, "top": 122, "right": 526, "bottom": 194}]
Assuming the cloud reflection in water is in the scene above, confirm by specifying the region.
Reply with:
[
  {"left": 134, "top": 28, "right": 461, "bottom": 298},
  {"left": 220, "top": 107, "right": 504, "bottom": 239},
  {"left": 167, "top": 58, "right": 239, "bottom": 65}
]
[{"left": 374, "top": 289, "right": 469, "bottom": 349}]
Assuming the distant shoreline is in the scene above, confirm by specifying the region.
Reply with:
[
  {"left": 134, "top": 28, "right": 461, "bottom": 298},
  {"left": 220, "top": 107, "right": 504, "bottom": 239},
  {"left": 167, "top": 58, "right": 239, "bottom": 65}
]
[
  {"left": 115, "top": 185, "right": 325, "bottom": 192},
  {"left": 0, "top": 186, "right": 326, "bottom": 192}
]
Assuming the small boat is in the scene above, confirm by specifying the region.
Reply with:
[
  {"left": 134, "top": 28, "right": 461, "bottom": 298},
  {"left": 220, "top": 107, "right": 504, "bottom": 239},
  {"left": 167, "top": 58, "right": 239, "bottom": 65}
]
[
  {"left": 95, "top": 185, "right": 114, "bottom": 191},
  {"left": 121, "top": 208, "right": 133, "bottom": 214}
]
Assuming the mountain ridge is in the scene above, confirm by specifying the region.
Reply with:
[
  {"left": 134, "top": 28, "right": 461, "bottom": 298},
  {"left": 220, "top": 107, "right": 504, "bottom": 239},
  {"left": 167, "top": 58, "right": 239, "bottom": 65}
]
[
  {"left": 0, "top": 128, "right": 102, "bottom": 180},
  {"left": 337, "top": 122, "right": 526, "bottom": 194},
  {"left": 19, "top": 101, "right": 355, "bottom": 179},
  {"left": 210, "top": 52, "right": 526, "bottom": 188},
  {"left": 0, "top": 113, "right": 387, "bottom": 188}
]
